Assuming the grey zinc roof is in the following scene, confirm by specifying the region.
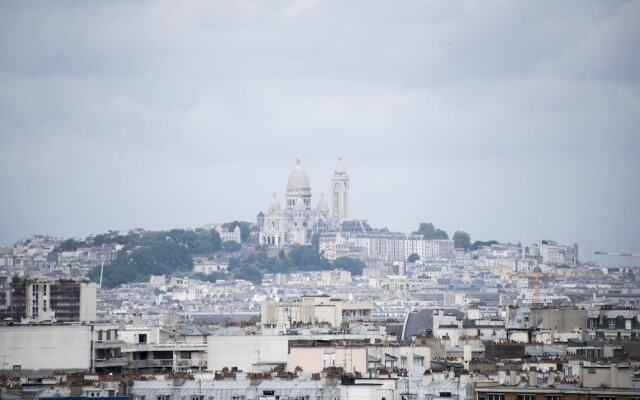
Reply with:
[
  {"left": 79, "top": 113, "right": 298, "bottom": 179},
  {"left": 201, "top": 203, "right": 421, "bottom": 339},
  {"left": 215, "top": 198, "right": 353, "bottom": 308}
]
[
  {"left": 132, "top": 377, "right": 337, "bottom": 398},
  {"left": 402, "top": 309, "right": 434, "bottom": 340}
]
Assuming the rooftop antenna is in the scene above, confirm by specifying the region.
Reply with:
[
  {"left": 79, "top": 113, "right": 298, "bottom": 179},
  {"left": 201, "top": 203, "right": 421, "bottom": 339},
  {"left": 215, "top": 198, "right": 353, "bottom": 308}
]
[
  {"left": 99, "top": 259, "right": 105, "bottom": 288},
  {"left": 0, "top": 354, "right": 10, "bottom": 379}
]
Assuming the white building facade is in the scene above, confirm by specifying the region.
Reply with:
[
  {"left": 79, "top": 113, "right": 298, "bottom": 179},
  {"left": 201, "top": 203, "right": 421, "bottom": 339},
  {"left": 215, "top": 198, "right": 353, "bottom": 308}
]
[{"left": 259, "top": 157, "right": 348, "bottom": 247}]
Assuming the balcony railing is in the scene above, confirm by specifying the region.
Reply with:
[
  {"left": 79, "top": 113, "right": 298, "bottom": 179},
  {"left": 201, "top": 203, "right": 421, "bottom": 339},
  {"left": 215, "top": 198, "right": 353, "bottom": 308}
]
[
  {"left": 95, "top": 340, "right": 126, "bottom": 349},
  {"left": 129, "top": 359, "right": 174, "bottom": 369},
  {"left": 94, "top": 358, "right": 129, "bottom": 368},
  {"left": 121, "top": 342, "right": 208, "bottom": 353}
]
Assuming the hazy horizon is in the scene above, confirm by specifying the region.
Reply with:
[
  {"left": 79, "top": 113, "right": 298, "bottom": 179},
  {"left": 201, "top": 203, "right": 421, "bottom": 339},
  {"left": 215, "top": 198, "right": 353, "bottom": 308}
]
[{"left": 1, "top": 1, "right": 639, "bottom": 265}]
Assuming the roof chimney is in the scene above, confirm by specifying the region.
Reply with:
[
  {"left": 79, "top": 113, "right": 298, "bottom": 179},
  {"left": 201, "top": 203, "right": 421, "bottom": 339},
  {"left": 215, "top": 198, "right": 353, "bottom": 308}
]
[{"left": 528, "top": 368, "right": 537, "bottom": 386}]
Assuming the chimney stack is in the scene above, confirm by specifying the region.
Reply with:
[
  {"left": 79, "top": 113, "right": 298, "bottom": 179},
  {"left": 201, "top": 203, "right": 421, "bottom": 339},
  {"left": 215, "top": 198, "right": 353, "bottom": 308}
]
[{"left": 528, "top": 368, "right": 537, "bottom": 386}]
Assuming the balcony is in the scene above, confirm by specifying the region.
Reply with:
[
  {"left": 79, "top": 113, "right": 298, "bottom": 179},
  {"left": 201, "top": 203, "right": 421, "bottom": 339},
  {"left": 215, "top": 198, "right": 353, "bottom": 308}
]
[
  {"left": 95, "top": 340, "right": 126, "bottom": 349},
  {"left": 129, "top": 359, "right": 174, "bottom": 369},
  {"left": 175, "top": 359, "right": 207, "bottom": 368},
  {"left": 94, "top": 357, "right": 129, "bottom": 368},
  {"left": 121, "top": 341, "right": 207, "bottom": 352}
]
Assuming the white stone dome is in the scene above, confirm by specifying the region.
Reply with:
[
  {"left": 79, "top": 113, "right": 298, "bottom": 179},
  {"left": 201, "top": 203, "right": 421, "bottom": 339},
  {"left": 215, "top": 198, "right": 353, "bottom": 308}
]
[
  {"left": 294, "top": 197, "right": 305, "bottom": 211},
  {"left": 287, "top": 157, "right": 311, "bottom": 191}
]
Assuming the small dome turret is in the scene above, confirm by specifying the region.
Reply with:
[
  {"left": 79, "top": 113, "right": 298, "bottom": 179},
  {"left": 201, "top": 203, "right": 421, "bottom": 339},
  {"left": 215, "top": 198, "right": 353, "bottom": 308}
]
[
  {"left": 269, "top": 193, "right": 281, "bottom": 213},
  {"left": 317, "top": 193, "right": 329, "bottom": 212}
]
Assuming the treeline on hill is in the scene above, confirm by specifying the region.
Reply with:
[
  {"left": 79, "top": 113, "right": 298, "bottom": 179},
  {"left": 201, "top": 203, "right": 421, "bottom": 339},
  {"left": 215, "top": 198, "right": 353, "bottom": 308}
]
[
  {"left": 87, "top": 228, "right": 365, "bottom": 288},
  {"left": 412, "top": 222, "right": 496, "bottom": 253},
  {"left": 87, "top": 221, "right": 495, "bottom": 287},
  {"left": 55, "top": 232, "right": 141, "bottom": 252},
  {"left": 87, "top": 229, "right": 225, "bottom": 288},
  {"left": 226, "top": 245, "right": 365, "bottom": 285}
]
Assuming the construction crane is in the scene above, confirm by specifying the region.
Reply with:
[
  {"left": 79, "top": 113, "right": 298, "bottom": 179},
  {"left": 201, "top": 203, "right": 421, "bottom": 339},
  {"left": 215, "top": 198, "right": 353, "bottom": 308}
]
[{"left": 594, "top": 251, "right": 640, "bottom": 257}]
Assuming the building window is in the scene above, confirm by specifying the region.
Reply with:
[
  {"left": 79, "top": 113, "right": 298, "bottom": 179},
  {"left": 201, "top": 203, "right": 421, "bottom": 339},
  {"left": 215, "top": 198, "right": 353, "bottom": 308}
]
[
  {"left": 545, "top": 396, "right": 561, "bottom": 400},
  {"left": 517, "top": 395, "right": 535, "bottom": 400},
  {"left": 487, "top": 395, "right": 505, "bottom": 400},
  {"left": 598, "top": 397, "right": 615, "bottom": 400},
  {"left": 190, "top": 396, "right": 204, "bottom": 400}
]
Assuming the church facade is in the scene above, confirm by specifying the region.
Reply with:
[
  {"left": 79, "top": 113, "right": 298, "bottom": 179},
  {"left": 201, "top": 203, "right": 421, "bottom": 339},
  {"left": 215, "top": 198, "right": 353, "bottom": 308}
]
[{"left": 258, "top": 157, "right": 349, "bottom": 247}]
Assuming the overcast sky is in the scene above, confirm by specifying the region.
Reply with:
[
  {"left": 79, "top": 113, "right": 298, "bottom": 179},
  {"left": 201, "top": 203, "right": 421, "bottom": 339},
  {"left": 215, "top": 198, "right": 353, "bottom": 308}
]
[{"left": 1, "top": 1, "right": 639, "bottom": 263}]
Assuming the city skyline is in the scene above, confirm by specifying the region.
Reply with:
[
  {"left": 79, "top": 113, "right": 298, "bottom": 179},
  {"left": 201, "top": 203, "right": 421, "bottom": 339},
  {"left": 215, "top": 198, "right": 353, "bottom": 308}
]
[
  {"left": 1, "top": 2, "right": 640, "bottom": 398},
  {"left": 1, "top": 2, "right": 639, "bottom": 263},
  {"left": 0, "top": 153, "right": 638, "bottom": 264}
]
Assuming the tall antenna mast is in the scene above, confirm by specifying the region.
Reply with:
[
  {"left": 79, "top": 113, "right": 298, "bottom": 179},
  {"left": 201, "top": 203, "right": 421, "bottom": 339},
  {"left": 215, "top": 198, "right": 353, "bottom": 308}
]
[{"left": 99, "top": 259, "right": 105, "bottom": 288}]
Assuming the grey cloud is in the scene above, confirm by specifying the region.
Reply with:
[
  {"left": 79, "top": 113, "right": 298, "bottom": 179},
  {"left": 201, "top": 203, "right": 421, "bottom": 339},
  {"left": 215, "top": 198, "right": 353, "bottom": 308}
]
[{"left": 0, "top": 1, "right": 639, "bottom": 264}]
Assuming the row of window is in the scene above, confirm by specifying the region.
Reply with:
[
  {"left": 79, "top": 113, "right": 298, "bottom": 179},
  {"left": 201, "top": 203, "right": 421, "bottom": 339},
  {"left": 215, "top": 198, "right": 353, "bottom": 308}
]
[
  {"left": 149, "top": 396, "right": 313, "bottom": 400},
  {"left": 97, "top": 329, "right": 118, "bottom": 341},
  {"left": 485, "top": 395, "right": 629, "bottom": 400}
]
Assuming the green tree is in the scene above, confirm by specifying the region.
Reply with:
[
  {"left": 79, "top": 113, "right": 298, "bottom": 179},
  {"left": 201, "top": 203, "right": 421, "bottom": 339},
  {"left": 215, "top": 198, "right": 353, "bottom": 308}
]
[
  {"left": 333, "top": 257, "right": 366, "bottom": 276},
  {"left": 453, "top": 231, "right": 471, "bottom": 250},
  {"left": 310, "top": 233, "right": 320, "bottom": 250},
  {"left": 89, "top": 240, "right": 193, "bottom": 288},
  {"left": 470, "top": 240, "right": 499, "bottom": 251},
  {"left": 407, "top": 253, "right": 420, "bottom": 263},
  {"left": 193, "top": 271, "right": 222, "bottom": 283},
  {"left": 210, "top": 230, "right": 222, "bottom": 251},
  {"left": 55, "top": 238, "right": 84, "bottom": 252},
  {"left": 289, "top": 245, "right": 330, "bottom": 270},
  {"left": 234, "top": 264, "right": 262, "bottom": 284},
  {"left": 222, "top": 240, "right": 241, "bottom": 252},
  {"left": 413, "top": 222, "right": 448, "bottom": 240}
]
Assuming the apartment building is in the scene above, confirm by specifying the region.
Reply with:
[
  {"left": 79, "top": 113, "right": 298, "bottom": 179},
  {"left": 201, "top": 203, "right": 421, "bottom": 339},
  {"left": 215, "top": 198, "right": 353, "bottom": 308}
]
[
  {"left": 529, "top": 240, "right": 579, "bottom": 267},
  {"left": 2, "top": 277, "right": 96, "bottom": 323},
  {"left": 261, "top": 295, "right": 372, "bottom": 328}
]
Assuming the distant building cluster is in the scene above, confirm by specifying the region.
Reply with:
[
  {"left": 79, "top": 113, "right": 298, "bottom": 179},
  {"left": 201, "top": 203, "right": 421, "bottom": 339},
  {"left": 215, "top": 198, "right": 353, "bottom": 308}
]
[
  {"left": 1, "top": 157, "right": 639, "bottom": 400},
  {"left": 0, "top": 234, "right": 121, "bottom": 278},
  {"left": 320, "top": 223, "right": 456, "bottom": 262}
]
